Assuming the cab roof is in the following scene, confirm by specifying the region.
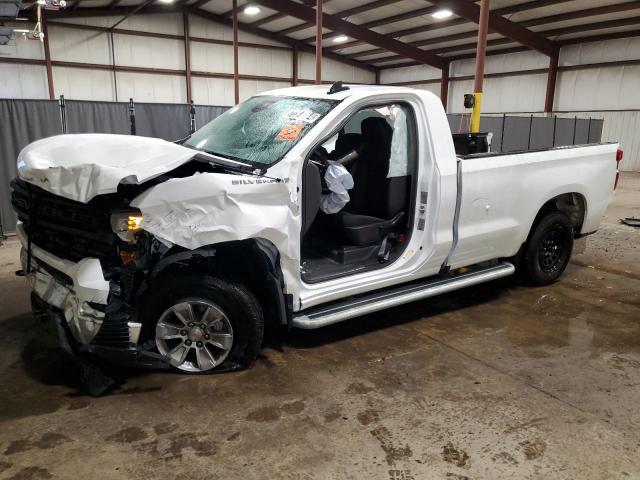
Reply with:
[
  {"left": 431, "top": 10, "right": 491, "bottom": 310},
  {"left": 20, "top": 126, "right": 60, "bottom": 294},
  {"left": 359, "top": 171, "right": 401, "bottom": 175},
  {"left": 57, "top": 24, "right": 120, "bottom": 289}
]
[{"left": 258, "top": 84, "right": 418, "bottom": 101}]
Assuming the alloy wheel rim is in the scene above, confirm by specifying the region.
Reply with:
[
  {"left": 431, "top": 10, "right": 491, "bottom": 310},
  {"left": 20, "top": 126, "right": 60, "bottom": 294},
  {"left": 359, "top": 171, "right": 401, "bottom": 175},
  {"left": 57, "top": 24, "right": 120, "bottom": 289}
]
[
  {"left": 155, "top": 300, "right": 234, "bottom": 372},
  {"left": 538, "top": 226, "right": 567, "bottom": 274}
]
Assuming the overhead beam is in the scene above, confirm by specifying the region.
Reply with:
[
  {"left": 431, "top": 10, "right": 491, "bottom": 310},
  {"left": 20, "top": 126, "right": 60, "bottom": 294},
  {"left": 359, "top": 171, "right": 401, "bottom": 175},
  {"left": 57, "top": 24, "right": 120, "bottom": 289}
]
[
  {"left": 339, "top": 0, "right": 570, "bottom": 56},
  {"left": 274, "top": 0, "right": 402, "bottom": 36},
  {"left": 365, "top": 4, "right": 640, "bottom": 65},
  {"left": 184, "top": 5, "right": 378, "bottom": 72},
  {"left": 300, "top": 4, "right": 440, "bottom": 43},
  {"left": 250, "top": 0, "right": 446, "bottom": 68},
  {"left": 425, "top": 0, "right": 557, "bottom": 56}
]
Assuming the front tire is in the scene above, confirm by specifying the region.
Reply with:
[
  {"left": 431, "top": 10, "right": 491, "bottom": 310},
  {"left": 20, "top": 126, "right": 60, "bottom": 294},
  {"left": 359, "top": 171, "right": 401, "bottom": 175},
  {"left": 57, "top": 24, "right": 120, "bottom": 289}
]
[
  {"left": 142, "top": 275, "right": 264, "bottom": 373},
  {"left": 521, "top": 211, "right": 574, "bottom": 286}
]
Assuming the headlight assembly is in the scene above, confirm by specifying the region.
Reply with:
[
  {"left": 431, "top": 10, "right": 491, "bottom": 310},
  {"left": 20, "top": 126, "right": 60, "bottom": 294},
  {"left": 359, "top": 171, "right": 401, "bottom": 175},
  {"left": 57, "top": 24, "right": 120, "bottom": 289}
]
[{"left": 110, "top": 211, "right": 144, "bottom": 242}]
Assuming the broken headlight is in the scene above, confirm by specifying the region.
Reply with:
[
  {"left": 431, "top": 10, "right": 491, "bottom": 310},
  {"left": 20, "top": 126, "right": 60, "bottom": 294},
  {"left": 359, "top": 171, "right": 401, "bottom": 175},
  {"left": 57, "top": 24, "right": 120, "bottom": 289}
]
[{"left": 110, "top": 211, "right": 143, "bottom": 243}]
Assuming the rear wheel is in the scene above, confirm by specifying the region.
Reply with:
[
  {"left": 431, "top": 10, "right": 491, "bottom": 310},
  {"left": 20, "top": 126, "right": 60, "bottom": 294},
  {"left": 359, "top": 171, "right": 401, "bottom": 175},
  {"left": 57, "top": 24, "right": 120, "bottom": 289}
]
[
  {"left": 521, "top": 211, "right": 574, "bottom": 285},
  {"left": 142, "top": 275, "right": 263, "bottom": 373}
]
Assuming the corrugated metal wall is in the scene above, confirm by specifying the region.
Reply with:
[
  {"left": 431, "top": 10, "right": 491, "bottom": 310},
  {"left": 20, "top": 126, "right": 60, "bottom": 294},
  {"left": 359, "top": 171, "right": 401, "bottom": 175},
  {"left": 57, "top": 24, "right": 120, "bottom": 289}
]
[
  {"left": 0, "top": 12, "right": 375, "bottom": 105},
  {"left": 380, "top": 38, "right": 640, "bottom": 172}
]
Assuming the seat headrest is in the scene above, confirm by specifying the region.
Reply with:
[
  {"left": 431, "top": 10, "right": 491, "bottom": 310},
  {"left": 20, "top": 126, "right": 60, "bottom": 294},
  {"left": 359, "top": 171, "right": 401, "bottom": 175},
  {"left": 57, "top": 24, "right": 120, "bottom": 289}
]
[{"left": 361, "top": 117, "right": 392, "bottom": 144}]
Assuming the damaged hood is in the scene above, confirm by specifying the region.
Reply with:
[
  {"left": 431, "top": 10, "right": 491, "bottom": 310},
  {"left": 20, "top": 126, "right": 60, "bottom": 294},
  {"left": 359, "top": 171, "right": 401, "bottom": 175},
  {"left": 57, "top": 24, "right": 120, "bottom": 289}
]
[{"left": 17, "top": 134, "right": 198, "bottom": 203}]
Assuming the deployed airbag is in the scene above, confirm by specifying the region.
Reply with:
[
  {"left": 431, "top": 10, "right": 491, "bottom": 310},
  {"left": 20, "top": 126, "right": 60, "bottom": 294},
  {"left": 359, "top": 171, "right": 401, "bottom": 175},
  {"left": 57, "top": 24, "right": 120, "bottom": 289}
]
[{"left": 320, "top": 162, "right": 354, "bottom": 214}]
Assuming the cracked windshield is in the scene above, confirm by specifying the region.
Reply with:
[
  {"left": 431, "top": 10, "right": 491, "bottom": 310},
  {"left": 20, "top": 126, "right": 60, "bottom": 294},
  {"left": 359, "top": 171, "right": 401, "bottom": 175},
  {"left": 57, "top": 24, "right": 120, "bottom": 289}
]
[{"left": 185, "top": 95, "right": 338, "bottom": 166}]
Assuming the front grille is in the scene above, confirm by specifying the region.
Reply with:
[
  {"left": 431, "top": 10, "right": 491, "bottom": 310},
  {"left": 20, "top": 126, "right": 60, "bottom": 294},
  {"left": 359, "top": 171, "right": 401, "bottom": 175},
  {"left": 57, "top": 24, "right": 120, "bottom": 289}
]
[{"left": 11, "top": 178, "right": 121, "bottom": 265}]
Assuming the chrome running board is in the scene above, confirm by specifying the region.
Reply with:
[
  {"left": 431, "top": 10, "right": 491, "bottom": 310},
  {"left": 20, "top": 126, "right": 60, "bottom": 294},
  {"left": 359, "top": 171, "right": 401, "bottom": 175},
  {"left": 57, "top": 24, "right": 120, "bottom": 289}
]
[{"left": 292, "top": 262, "right": 515, "bottom": 329}]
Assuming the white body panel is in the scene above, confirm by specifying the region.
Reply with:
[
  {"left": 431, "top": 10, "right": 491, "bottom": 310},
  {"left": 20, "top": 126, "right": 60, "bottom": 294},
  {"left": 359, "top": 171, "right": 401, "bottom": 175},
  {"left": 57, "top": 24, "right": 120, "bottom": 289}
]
[{"left": 15, "top": 85, "right": 619, "bottom": 315}]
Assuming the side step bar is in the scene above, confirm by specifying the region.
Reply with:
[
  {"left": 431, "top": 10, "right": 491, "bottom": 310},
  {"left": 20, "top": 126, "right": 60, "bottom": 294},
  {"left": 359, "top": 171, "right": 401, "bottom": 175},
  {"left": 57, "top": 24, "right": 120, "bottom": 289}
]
[{"left": 292, "top": 262, "right": 515, "bottom": 329}]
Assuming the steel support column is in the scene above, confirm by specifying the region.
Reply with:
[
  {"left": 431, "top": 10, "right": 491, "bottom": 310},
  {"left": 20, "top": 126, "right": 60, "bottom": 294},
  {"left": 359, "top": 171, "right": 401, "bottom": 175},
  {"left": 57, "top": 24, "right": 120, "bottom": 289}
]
[
  {"left": 42, "top": 15, "right": 55, "bottom": 99},
  {"left": 545, "top": 50, "right": 559, "bottom": 113},
  {"left": 232, "top": 0, "right": 239, "bottom": 104},
  {"left": 440, "top": 62, "right": 449, "bottom": 111},
  {"left": 292, "top": 46, "right": 298, "bottom": 86},
  {"left": 315, "top": 0, "right": 322, "bottom": 84},
  {"left": 183, "top": 12, "right": 192, "bottom": 103},
  {"left": 471, "top": 0, "right": 490, "bottom": 133}
]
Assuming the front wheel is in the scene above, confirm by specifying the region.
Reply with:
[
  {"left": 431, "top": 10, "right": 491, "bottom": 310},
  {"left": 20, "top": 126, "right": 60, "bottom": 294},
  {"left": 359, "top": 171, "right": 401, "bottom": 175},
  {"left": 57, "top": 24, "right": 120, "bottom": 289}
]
[
  {"left": 142, "top": 275, "right": 264, "bottom": 373},
  {"left": 521, "top": 211, "right": 574, "bottom": 286}
]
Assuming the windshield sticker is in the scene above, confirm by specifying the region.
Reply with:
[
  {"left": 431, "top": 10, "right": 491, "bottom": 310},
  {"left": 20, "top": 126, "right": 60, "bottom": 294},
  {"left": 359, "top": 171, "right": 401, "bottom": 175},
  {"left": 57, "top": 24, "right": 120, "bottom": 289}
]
[
  {"left": 276, "top": 124, "right": 305, "bottom": 141},
  {"left": 285, "top": 109, "right": 321, "bottom": 124}
]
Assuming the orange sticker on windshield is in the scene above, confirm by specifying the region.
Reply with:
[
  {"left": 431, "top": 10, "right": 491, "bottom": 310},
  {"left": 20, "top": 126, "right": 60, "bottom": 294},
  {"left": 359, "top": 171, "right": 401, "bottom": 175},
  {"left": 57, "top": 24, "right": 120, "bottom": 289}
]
[{"left": 276, "top": 124, "right": 304, "bottom": 141}]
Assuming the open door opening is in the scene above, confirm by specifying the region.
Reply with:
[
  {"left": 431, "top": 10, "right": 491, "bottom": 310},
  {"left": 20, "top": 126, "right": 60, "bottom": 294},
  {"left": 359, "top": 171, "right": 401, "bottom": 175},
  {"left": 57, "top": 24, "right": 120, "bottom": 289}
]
[{"left": 300, "top": 103, "right": 417, "bottom": 283}]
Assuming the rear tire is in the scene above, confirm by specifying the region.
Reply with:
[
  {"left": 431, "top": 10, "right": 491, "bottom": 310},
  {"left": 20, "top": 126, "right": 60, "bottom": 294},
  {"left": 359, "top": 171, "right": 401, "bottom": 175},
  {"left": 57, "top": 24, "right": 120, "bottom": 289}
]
[
  {"left": 521, "top": 211, "right": 574, "bottom": 286},
  {"left": 141, "top": 275, "right": 263, "bottom": 373}
]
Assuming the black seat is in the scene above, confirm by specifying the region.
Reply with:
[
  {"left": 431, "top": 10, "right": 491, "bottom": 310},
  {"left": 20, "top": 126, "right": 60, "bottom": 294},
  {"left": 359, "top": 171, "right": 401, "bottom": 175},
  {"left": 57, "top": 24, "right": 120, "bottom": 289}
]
[
  {"left": 328, "top": 117, "right": 410, "bottom": 246},
  {"left": 328, "top": 133, "right": 362, "bottom": 163}
]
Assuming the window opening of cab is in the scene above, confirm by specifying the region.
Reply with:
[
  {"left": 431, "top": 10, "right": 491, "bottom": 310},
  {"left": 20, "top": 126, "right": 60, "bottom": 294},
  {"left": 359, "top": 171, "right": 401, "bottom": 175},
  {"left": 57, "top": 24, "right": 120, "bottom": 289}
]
[{"left": 185, "top": 95, "right": 338, "bottom": 166}]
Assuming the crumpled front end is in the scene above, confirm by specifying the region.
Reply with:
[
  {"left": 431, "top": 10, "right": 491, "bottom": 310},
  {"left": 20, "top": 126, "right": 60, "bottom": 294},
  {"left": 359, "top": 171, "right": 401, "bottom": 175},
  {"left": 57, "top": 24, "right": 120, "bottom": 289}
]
[{"left": 16, "top": 223, "right": 142, "bottom": 350}]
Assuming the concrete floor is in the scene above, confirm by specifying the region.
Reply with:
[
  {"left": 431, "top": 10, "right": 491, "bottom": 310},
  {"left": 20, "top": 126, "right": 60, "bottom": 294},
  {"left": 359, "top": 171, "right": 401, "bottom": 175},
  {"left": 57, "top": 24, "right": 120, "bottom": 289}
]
[{"left": 0, "top": 174, "right": 639, "bottom": 480}]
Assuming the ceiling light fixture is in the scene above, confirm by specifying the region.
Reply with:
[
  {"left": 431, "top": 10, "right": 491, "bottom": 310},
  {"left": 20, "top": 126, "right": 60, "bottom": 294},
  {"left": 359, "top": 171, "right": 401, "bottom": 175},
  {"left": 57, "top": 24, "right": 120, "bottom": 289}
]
[
  {"left": 333, "top": 34, "right": 349, "bottom": 43},
  {"left": 157, "top": 0, "right": 175, "bottom": 4},
  {"left": 432, "top": 9, "right": 453, "bottom": 19},
  {"left": 244, "top": 5, "right": 260, "bottom": 15}
]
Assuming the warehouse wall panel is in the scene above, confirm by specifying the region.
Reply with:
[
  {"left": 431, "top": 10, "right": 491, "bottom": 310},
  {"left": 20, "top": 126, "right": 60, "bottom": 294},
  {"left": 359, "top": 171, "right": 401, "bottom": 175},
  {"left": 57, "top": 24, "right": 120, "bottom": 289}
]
[
  {"left": 192, "top": 76, "right": 235, "bottom": 106},
  {"left": 190, "top": 42, "right": 234, "bottom": 74},
  {"left": 380, "top": 64, "right": 440, "bottom": 84},
  {"left": 48, "top": 24, "right": 111, "bottom": 64},
  {"left": 448, "top": 73, "right": 547, "bottom": 113},
  {"left": 112, "top": 35, "right": 185, "bottom": 70},
  {"left": 0, "top": 63, "right": 49, "bottom": 99},
  {"left": 53, "top": 66, "right": 115, "bottom": 101},
  {"left": 116, "top": 72, "right": 187, "bottom": 104},
  {"left": 188, "top": 14, "right": 285, "bottom": 47},
  {"left": 298, "top": 51, "right": 375, "bottom": 84},
  {"left": 239, "top": 80, "right": 291, "bottom": 102},
  {"left": 555, "top": 66, "right": 640, "bottom": 111}
]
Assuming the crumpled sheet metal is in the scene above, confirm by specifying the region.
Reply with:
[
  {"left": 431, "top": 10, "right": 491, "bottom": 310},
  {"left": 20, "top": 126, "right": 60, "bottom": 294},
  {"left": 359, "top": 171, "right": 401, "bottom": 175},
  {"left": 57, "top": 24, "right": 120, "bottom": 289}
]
[
  {"left": 131, "top": 172, "right": 301, "bottom": 286},
  {"left": 17, "top": 134, "right": 196, "bottom": 203}
]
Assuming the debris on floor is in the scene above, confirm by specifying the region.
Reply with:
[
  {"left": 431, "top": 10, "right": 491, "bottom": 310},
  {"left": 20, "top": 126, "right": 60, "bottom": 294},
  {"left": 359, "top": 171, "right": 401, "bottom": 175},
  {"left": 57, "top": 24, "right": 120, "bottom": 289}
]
[{"left": 621, "top": 217, "right": 640, "bottom": 227}]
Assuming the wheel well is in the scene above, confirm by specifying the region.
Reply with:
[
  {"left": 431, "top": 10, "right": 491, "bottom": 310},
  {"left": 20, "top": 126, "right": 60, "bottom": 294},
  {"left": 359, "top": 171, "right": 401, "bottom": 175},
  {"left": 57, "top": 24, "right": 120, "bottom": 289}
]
[
  {"left": 145, "top": 239, "right": 290, "bottom": 328},
  {"left": 534, "top": 192, "right": 586, "bottom": 236}
]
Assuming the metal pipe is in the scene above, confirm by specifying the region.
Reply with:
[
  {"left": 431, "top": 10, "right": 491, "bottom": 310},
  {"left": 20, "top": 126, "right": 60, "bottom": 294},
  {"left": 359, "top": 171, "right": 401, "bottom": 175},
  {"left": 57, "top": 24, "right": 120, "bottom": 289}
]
[
  {"left": 129, "top": 98, "right": 136, "bottom": 135},
  {"left": 189, "top": 101, "right": 197, "bottom": 134},
  {"left": 59, "top": 95, "right": 67, "bottom": 134},
  {"left": 315, "top": 0, "right": 322, "bottom": 84},
  {"left": 470, "top": 0, "right": 490, "bottom": 133},
  {"left": 232, "top": 0, "right": 239, "bottom": 104}
]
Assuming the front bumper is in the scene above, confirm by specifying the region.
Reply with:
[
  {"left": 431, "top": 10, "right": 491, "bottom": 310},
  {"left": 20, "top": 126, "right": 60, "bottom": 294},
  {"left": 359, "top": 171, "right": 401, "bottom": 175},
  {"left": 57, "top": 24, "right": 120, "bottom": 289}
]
[{"left": 16, "top": 222, "right": 142, "bottom": 348}]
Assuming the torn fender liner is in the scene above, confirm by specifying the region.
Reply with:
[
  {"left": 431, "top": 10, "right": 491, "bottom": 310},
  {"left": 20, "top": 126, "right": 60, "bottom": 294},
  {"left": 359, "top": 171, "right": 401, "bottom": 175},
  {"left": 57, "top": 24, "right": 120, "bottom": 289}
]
[
  {"left": 131, "top": 172, "right": 301, "bottom": 287},
  {"left": 17, "top": 134, "right": 197, "bottom": 203}
]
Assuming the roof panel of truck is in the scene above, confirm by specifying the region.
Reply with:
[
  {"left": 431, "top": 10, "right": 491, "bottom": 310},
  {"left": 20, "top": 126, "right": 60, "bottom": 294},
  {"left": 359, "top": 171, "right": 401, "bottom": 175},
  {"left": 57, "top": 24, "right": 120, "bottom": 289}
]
[{"left": 258, "top": 84, "right": 417, "bottom": 101}]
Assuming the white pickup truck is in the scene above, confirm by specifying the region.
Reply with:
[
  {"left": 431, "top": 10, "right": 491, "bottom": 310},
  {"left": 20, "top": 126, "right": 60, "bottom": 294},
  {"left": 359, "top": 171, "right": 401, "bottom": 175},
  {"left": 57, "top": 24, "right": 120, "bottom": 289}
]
[{"left": 12, "top": 84, "right": 622, "bottom": 379}]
